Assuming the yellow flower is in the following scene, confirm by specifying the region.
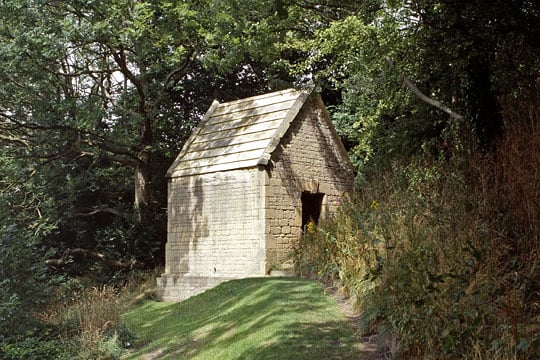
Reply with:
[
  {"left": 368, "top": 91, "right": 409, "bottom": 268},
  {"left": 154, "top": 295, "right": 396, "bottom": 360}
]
[
  {"left": 370, "top": 200, "right": 379, "bottom": 210},
  {"left": 307, "top": 220, "right": 316, "bottom": 234}
]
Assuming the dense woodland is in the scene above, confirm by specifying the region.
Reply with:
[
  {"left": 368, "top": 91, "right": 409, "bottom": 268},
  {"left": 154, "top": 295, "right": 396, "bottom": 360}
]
[{"left": 1, "top": 0, "right": 539, "bottom": 358}]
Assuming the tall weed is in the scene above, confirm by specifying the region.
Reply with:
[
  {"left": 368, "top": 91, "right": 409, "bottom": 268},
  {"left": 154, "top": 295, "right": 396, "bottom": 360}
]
[
  {"left": 297, "top": 102, "right": 540, "bottom": 358},
  {"left": 36, "top": 271, "right": 157, "bottom": 359}
]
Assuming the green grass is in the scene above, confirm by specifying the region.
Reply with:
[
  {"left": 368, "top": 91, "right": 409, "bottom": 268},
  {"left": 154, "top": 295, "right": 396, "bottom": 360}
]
[{"left": 121, "top": 277, "right": 362, "bottom": 359}]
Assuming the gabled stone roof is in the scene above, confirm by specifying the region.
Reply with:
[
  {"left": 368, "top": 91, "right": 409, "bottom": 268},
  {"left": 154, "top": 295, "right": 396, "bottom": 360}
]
[{"left": 167, "top": 88, "right": 310, "bottom": 177}]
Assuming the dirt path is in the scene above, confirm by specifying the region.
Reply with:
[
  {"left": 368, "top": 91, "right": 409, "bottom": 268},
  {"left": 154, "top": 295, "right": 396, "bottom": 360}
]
[{"left": 325, "top": 285, "right": 395, "bottom": 360}]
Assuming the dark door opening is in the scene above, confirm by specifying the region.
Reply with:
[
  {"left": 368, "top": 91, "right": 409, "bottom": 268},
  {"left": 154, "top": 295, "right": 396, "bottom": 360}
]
[{"left": 301, "top": 192, "right": 324, "bottom": 232}]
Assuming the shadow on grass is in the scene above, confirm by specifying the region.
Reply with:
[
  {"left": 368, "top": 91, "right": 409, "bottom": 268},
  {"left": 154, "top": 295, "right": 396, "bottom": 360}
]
[{"left": 122, "top": 277, "right": 363, "bottom": 359}]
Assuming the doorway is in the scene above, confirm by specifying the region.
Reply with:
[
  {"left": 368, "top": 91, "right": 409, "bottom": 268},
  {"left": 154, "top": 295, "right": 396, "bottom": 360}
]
[{"left": 301, "top": 192, "right": 325, "bottom": 232}]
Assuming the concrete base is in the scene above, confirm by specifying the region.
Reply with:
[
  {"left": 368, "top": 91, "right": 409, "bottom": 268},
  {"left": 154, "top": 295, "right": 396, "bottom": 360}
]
[
  {"left": 268, "top": 269, "right": 296, "bottom": 277},
  {"left": 156, "top": 273, "right": 234, "bottom": 302}
]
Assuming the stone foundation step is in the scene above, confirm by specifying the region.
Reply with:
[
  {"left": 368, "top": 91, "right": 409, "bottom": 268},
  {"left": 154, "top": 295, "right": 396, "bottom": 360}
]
[{"left": 156, "top": 274, "right": 235, "bottom": 302}]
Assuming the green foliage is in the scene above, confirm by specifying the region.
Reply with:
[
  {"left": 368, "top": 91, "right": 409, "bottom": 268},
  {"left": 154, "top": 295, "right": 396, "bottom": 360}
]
[
  {"left": 287, "top": 0, "right": 540, "bottom": 173},
  {"left": 18, "top": 271, "right": 156, "bottom": 359},
  {"left": 0, "top": 149, "right": 59, "bottom": 342},
  {"left": 297, "top": 123, "right": 540, "bottom": 358},
  {"left": 0, "top": 0, "right": 282, "bottom": 281},
  {"left": 0, "top": 224, "right": 49, "bottom": 332},
  {"left": 0, "top": 216, "right": 70, "bottom": 357},
  {"left": 0, "top": 337, "right": 76, "bottom": 360},
  {"left": 1, "top": 0, "right": 538, "bottom": 357},
  {"left": 288, "top": 12, "right": 438, "bottom": 172}
]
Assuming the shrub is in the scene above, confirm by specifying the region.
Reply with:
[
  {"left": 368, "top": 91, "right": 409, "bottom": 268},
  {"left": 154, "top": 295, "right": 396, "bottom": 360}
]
[
  {"left": 0, "top": 337, "right": 76, "bottom": 360},
  {"left": 34, "top": 270, "right": 156, "bottom": 359},
  {"left": 0, "top": 220, "right": 58, "bottom": 342},
  {"left": 297, "top": 108, "right": 540, "bottom": 358}
]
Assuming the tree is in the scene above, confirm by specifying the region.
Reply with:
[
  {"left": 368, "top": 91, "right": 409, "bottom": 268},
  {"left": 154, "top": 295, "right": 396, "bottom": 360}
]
[
  {"left": 287, "top": 0, "right": 540, "bottom": 173},
  {"left": 0, "top": 0, "right": 297, "bottom": 273},
  {"left": 0, "top": 146, "right": 59, "bottom": 342}
]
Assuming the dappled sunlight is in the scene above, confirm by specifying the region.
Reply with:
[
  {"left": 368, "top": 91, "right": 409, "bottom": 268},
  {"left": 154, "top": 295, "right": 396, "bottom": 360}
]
[{"left": 121, "top": 278, "right": 362, "bottom": 359}]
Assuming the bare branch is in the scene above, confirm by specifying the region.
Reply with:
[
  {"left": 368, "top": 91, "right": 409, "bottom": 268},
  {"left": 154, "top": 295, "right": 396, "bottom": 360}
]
[
  {"left": 68, "top": 206, "right": 131, "bottom": 221},
  {"left": 1, "top": 113, "right": 141, "bottom": 166},
  {"left": 0, "top": 133, "right": 29, "bottom": 147},
  {"left": 109, "top": 44, "right": 147, "bottom": 116},
  {"left": 164, "top": 50, "right": 194, "bottom": 90},
  {"left": 46, "top": 248, "right": 146, "bottom": 269},
  {"left": 288, "top": 0, "right": 361, "bottom": 21},
  {"left": 385, "top": 57, "right": 464, "bottom": 121}
]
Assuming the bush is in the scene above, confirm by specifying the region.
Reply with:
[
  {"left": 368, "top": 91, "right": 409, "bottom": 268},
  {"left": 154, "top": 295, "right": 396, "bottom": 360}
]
[
  {"left": 0, "top": 220, "right": 58, "bottom": 342},
  {"left": 0, "top": 337, "right": 76, "bottom": 360},
  {"left": 297, "top": 111, "right": 540, "bottom": 358},
  {"left": 34, "top": 271, "right": 156, "bottom": 359}
]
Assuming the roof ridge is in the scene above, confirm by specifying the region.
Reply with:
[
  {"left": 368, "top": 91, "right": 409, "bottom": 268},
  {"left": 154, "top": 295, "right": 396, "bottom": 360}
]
[{"left": 216, "top": 88, "right": 302, "bottom": 107}]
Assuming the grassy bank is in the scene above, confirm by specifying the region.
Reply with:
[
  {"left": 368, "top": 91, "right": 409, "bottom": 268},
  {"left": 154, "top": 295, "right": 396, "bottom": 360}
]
[
  {"left": 121, "top": 277, "right": 363, "bottom": 360},
  {"left": 296, "top": 115, "right": 540, "bottom": 358}
]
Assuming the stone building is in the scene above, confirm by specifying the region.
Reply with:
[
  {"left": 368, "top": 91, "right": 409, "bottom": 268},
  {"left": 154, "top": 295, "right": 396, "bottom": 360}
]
[{"left": 156, "top": 88, "right": 355, "bottom": 301}]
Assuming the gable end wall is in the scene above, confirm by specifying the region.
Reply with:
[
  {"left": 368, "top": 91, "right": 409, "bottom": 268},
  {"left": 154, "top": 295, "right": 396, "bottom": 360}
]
[{"left": 265, "top": 96, "right": 354, "bottom": 271}]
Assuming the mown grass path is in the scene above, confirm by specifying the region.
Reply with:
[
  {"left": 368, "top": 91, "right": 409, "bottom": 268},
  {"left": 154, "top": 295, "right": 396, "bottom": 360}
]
[{"left": 121, "top": 277, "right": 366, "bottom": 359}]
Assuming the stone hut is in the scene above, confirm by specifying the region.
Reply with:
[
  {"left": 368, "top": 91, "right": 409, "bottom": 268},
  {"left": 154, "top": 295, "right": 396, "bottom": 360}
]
[{"left": 157, "top": 88, "right": 355, "bottom": 301}]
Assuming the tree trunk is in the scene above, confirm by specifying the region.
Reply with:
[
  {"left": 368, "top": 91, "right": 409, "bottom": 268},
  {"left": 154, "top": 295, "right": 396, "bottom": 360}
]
[
  {"left": 466, "top": 45, "right": 503, "bottom": 150},
  {"left": 134, "top": 150, "right": 152, "bottom": 224},
  {"left": 134, "top": 116, "right": 153, "bottom": 225}
]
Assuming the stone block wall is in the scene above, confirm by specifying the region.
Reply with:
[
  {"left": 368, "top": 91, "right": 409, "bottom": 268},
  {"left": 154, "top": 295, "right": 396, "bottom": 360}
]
[
  {"left": 156, "top": 275, "right": 235, "bottom": 302},
  {"left": 158, "top": 168, "right": 266, "bottom": 300},
  {"left": 265, "top": 96, "right": 355, "bottom": 271},
  {"left": 158, "top": 93, "right": 354, "bottom": 301}
]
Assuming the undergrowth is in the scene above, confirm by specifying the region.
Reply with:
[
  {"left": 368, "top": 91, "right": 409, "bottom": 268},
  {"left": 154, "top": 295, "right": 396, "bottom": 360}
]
[
  {"left": 1, "top": 271, "right": 158, "bottom": 360},
  {"left": 297, "top": 103, "right": 540, "bottom": 359}
]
